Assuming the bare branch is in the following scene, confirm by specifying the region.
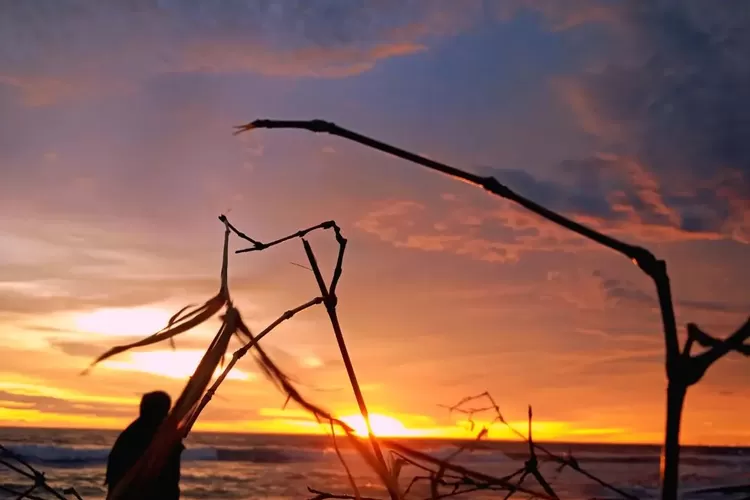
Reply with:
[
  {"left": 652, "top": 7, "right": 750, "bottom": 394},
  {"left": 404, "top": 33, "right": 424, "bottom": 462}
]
[
  {"left": 229, "top": 219, "right": 337, "bottom": 253},
  {"left": 0, "top": 445, "right": 80, "bottom": 500},
  {"left": 689, "top": 321, "right": 750, "bottom": 359},
  {"left": 301, "top": 237, "right": 393, "bottom": 495},
  {"left": 443, "top": 393, "right": 638, "bottom": 500},
  {"left": 236, "top": 118, "right": 696, "bottom": 498},
  {"left": 307, "top": 487, "right": 381, "bottom": 500},
  {"left": 184, "top": 296, "right": 324, "bottom": 433}
]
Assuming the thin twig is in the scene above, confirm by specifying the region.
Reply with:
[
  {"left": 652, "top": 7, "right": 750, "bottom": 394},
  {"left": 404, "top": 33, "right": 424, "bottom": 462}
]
[
  {"left": 301, "top": 237, "right": 394, "bottom": 498},
  {"left": 308, "top": 487, "right": 381, "bottom": 500},
  {"left": 444, "top": 393, "right": 637, "bottom": 500},
  {"left": 329, "top": 421, "right": 361, "bottom": 500},
  {"left": 0, "top": 445, "right": 79, "bottom": 500},
  {"left": 235, "top": 119, "right": 750, "bottom": 500},
  {"left": 228, "top": 219, "right": 337, "bottom": 253},
  {"left": 220, "top": 216, "right": 562, "bottom": 500},
  {"left": 184, "top": 296, "right": 324, "bottom": 433}
]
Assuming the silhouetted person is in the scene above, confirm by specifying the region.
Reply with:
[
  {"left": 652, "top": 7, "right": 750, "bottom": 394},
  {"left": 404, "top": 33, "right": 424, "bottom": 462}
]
[{"left": 105, "top": 391, "right": 184, "bottom": 499}]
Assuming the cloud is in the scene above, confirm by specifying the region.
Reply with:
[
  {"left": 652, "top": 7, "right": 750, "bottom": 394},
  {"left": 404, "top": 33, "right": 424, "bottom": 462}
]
[
  {"left": 0, "top": 390, "right": 132, "bottom": 418},
  {"left": 0, "top": 255, "right": 217, "bottom": 317},
  {"left": 0, "top": 214, "right": 286, "bottom": 320},
  {"left": 487, "top": 154, "right": 739, "bottom": 244},
  {"left": 0, "top": 1, "right": 479, "bottom": 104},
  {"left": 561, "top": 347, "right": 663, "bottom": 378},
  {"left": 355, "top": 197, "right": 589, "bottom": 263},
  {"left": 561, "top": 0, "right": 750, "bottom": 243},
  {"left": 492, "top": 0, "right": 623, "bottom": 32},
  {"left": 49, "top": 339, "right": 116, "bottom": 359},
  {"left": 353, "top": 9, "right": 750, "bottom": 263},
  {"left": 354, "top": 152, "right": 735, "bottom": 264},
  {"left": 593, "top": 269, "right": 749, "bottom": 315},
  {"left": 0, "top": 1, "right": 635, "bottom": 106},
  {"left": 0, "top": 379, "right": 137, "bottom": 407},
  {"left": 594, "top": 271, "right": 657, "bottom": 309}
]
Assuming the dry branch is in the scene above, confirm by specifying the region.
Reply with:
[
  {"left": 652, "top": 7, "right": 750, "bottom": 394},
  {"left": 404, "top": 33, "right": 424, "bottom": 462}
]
[
  {"left": 10, "top": 211, "right": 627, "bottom": 500},
  {"left": 443, "top": 392, "right": 637, "bottom": 500},
  {"left": 44, "top": 113, "right": 750, "bottom": 497},
  {"left": 224, "top": 217, "right": 557, "bottom": 500},
  {"left": 237, "top": 118, "right": 749, "bottom": 500},
  {"left": 0, "top": 444, "right": 82, "bottom": 500}
]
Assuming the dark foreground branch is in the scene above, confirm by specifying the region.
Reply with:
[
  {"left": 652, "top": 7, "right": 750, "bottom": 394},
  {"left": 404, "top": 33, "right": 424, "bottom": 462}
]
[
  {"left": 0, "top": 445, "right": 82, "bottom": 499},
  {"left": 444, "top": 392, "right": 637, "bottom": 500},
  {"left": 238, "top": 118, "right": 749, "bottom": 500},
  {"left": 235, "top": 119, "right": 679, "bottom": 371},
  {"left": 308, "top": 487, "right": 381, "bottom": 500}
]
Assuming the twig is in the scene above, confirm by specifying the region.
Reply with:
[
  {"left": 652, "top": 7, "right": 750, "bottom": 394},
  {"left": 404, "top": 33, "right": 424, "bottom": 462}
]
[
  {"left": 225, "top": 215, "right": 396, "bottom": 495},
  {"left": 290, "top": 261, "right": 313, "bottom": 271},
  {"left": 382, "top": 441, "right": 555, "bottom": 499},
  {"left": 444, "top": 392, "right": 637, "bottom": 500},
  {"left": 238, "top": 118, "right": 749, "bottom": 500},
  {"left": 184, "top": 296, "right": 324, "bottom": 433},
  {"left": 329, "top": 421, "right": 361, "bottom": 500},
  {"left": 225, "top": 218, "right": 552, "bottom": 499},
  {"left": 77, "top": 213, "right": 564, "bottom": 500},
  {"left": 81, "top": 220, "right": 232, "bottom": 374},
  {"left": 301, "top": 238, "right": 389, "bottom": 471},
  {"left": 0, "top": 484, "right": 48, "bottom": 500},
  {"left": 0, "top": 445, "right": 81, "bottom": 499},
  {"left": 687, "top": 323, "right": 750, "bottom": 356},
  {"left": 307, "top": 487, "right": 380, "bottom": 500},
  {"left": 226, "top": 217, "right": 337, "bottom": 253}
]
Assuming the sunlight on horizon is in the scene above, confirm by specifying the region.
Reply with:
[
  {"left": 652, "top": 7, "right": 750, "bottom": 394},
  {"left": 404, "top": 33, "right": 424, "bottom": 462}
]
[
  {"left": 340, "top": 413, "right": 425, "bottom": 437},
  {"left": 101, "top": 349, "right": 253, "bottom": 381}
]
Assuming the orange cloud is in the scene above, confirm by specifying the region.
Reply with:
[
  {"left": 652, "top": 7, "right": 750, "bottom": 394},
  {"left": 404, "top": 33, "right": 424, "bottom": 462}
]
[
  {"left": 355, "top": 198, "right": 585, "bottom": 263},
  {"left": 555, "top": 78, "right": 624, "bottom": 139},
  {"left": 354, "top": 148, "right": 748, "bottom": 264},
  {"left": 0, "top": 2, "right": 472, "bottom": 105}
]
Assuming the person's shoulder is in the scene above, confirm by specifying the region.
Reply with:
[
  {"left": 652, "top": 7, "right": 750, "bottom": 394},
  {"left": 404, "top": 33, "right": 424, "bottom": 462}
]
[{"left": 112, "top": 420, "right": 139, "bottom": 445}]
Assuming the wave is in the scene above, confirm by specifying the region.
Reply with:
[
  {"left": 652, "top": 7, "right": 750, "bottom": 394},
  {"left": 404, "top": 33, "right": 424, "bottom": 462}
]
[
  {"left": 2, "top": 444, "right": 340, "bottom": 466},
  {"left": 4, "top": 444, "right": 211, "bottom": 465},
  {"left": 5, "top": 443, "right": 750, "bottom": 469}
]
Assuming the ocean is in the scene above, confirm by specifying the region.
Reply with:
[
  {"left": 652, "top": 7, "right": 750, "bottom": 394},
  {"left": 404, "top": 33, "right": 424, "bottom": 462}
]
[{"left": 0, "top": 428, "right": 748, "bottom": 499}]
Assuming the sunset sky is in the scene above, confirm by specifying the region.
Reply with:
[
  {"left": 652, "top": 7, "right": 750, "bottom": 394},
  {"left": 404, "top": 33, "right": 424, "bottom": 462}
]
[{"left": 0, "top": 1, "right": 748, "bottom": 446}]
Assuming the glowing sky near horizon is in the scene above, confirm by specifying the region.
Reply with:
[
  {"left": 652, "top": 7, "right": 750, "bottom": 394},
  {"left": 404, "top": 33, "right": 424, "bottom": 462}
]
[{"left": 0, "top": 1, "right": 749, "bottom": 445}]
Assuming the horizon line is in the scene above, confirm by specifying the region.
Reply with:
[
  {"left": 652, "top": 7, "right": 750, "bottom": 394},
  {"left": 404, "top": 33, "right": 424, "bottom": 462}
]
[{"left": 0, "top": 424, "right": 746, "bottom": 449}]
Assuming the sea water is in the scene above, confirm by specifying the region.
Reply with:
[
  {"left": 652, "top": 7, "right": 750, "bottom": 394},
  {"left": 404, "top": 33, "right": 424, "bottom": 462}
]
[{"left": 0, "top": 428, "right": 748, "bottom": 499}]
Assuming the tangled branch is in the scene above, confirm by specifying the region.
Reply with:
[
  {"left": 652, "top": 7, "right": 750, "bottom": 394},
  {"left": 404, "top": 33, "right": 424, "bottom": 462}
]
[
  {"left": 442, "top": 392, "right": 637, "bottom": 500},
  {"left": 0, "top": 444, "right": 82, "bottom": 500},
  {"left": 237, "top": 118, "right": 749, "bottom": 500},
  {"left": 11, "top": 115, "right": 745, "bottom": 500}
]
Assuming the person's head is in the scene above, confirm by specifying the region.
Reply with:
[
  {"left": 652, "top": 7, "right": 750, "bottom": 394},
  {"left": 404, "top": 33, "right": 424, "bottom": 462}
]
[{"left": 139, "top": 391, "right": 171, "bottom": 423}]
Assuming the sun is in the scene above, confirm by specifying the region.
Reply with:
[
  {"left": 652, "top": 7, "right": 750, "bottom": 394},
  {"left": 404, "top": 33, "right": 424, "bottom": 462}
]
[{"left": 340, "top": 413, "right": 415, "bottom": 437}]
